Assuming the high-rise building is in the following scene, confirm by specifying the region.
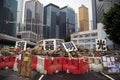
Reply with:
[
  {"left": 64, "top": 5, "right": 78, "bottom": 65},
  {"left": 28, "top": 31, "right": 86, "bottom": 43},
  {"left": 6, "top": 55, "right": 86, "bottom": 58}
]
[
  {"left": 78, "top": 5, "right": 89, "bottom": 31},
  {"left": 60, "top": 6, "right": 75, "bottom": 37},
  {"left": 18, "top": 0, "right": 43, "bottom": 42},
  {"left": 0, "top": 0, "right": 17, "bottom": 37},
  {"left": 44, "top": 4, "right": 75, "bottom": 39},
  {"left": 44, "top": 3, "right": 60, "bottom": 39},
  {"left": 59, "top": 11, "right": 66, "bottom": 39},
  {"left": 75, "top": 13, "right": 78, "bottom": 32},
  {"left": 92, "top": 0, "right": 120, "bottom": 29},
  {"left": 16, "top": 0, "right": 24, "bottom": 34}
]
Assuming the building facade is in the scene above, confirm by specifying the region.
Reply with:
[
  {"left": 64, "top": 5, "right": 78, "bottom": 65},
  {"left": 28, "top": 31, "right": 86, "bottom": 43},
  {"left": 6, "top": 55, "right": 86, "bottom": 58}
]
[
  {"left": 60, "top": 6, "right": 75, "bottom": 37},
  {"left": 75, "top": 13, "right": 78, "bottom": 32},
  {"left": 92, "top": 0, "right": 120, "bottom": 30},
  {"left": 44, "top": 4, "right": 75, "bottom": 39},
  {"left": 16, "top": 0, "right": 24, "bottom": 34},
  {"left": 18, "top": 0, "right": 43, "bottom": 42},
  {"left": 44, "top": 3, "right": 60, "bottom": 39},
  {"left": 0, "top": 0, "right": 17, "bottom": 37},
  {"left": 78, "top": 5, "right": 89, "bottom": 31},
  {"left": 71, "top": 23, "right": 113, "bottom": 49},
  {"left": 59, "top": 11, "right": 66, "bottom": 39}
]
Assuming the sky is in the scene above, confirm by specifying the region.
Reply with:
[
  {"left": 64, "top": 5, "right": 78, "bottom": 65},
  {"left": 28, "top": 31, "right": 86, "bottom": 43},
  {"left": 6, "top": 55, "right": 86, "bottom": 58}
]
[{"left": 39, "top": 0, "right": 93, "bottom": 30}]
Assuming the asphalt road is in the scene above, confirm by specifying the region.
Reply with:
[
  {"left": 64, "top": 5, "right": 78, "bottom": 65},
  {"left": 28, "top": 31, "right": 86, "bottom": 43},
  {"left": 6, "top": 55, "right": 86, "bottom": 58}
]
[{"left": 0, "top": 69, "right": 116, "bottom": 80}]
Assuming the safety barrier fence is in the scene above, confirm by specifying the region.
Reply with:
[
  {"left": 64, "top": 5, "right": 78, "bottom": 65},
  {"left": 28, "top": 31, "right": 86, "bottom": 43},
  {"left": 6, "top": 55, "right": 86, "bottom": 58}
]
[{"left": 0, "top": 55, "right": 103, "bottom": 74}]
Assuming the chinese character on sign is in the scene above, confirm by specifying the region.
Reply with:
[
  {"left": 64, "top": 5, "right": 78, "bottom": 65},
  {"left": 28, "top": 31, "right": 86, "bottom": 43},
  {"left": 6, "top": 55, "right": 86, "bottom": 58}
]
[
  {"left": 44, "top": 40, "right": 55, "bottom": 50},
  {"left": 96, "top": 39, "right": 107, "bottom": 51},
  {"left": 62, "top": 41, "right": 77, "bottom": 52},
  {"left": 15, "top": 41, "right": 27, "bottom": 50}
]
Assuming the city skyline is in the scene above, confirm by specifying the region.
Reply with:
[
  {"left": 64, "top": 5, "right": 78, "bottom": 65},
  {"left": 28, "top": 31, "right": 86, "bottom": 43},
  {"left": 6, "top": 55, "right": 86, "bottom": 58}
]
[{"left": 40, "top": 0, "right": 92, "bottom": 20}]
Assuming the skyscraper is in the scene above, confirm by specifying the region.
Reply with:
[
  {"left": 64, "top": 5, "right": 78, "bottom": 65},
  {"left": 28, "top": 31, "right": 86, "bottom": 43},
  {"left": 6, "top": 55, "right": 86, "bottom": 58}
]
[
  {"left": 44, "top": 4, "right": 75, "bottom": 39},
  {"left": 19, "top": 0, "right": 43, "bottom": 42},
  {"left": 44, "top": 3, "right": 60, "bottom": 38},
  {"left": 0, "top": 0, "right": 17, "bottom": 37},
  {"left": 59, "top": 11, "right": 66, "bottom": 39},
  {"left": 60, "top": 6, "right": 75, "bottom": 37},
  {"left": 78, "top": 5, "right": 89, "bottom": 31},
  {"left": 92, "top": 0, "right": 120, "bottom": 30},
  {"left": 16, "top": 0, "right": 24, "bottom": 34}
]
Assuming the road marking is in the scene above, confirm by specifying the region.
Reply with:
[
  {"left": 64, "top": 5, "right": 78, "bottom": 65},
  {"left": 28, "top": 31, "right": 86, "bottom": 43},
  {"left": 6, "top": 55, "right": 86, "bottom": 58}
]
[
  {"left": 38, "top": 75, "right": 44, "bottom": 80},
  {"left": 101, "top": 72, "right": 115, "bottom": 80}
]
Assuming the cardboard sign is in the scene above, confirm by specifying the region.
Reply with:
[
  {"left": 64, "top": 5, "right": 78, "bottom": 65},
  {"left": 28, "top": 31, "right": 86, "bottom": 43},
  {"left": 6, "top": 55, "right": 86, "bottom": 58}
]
[
  {"left": 15, "top": 41, "right": 27, "bottom": 50},
  {"left": 96, "top": 39, "right": 107, "bottom": 51},
  {"left": 44, "top": 40, "right": 55, "bottom": 50},
  {"left": 62, "top": 41, "right": 77, "bottom": 52},
  {"left": 102, "top": 56, "right": 107, "bottom": 62}
]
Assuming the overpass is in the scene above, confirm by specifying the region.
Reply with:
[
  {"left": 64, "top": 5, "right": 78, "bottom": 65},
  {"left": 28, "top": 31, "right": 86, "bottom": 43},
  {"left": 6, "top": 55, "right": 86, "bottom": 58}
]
[{"left": 0, "top": 33, "right": 36, "bottom": 48}]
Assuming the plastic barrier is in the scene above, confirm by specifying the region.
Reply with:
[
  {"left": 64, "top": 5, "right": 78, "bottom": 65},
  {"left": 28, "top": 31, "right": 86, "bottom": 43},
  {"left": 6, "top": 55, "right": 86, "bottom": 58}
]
[
  {"left": 32, "top": 55, "right": 38, "bottom": 71},
  {"left": 0, "top": 62, "right": 5, "bottom": 69},
  {"left": 0, "top": 56, "right": 15, "bottom": 69},
  {"left": 0, "top": 56, "right": 5, "bottom": 69},
  {"left": 13, "top": 56, "right": 18, "bottom": 71},
  {"left": 89, "top": 58, "right": 103, "bottom": 72},
  {"left": 36, "top": 56, "right": 46, "bottom": 74},
  {"left": 52, "top": 57, "right": 62, "bottom": 72},
  {"left": 4, "top": 56, "right": 15, "bottom": 69},
  {"left": 0, "top": 56, "right": 3, "bottom": 63},
  {"left": 4, "top": 56, "right": 9, "bottom": 62},
  {"left": 63, "top": 58, "right": 74, "bottom": 73},
  {"left": 44, "top": 58, "right": 55, "bottom": 74},
  {"left": 62, "top": 57, "right": 69, "bottom": 72},
  {"left": 0, "top": 56, "right": 90, "bottom": 75},
  {"left": 79, "top": 57, "right": 89, "bottom": 74},
  {"left": 70, "top": 58, "right": 80, "bottom": 74}
]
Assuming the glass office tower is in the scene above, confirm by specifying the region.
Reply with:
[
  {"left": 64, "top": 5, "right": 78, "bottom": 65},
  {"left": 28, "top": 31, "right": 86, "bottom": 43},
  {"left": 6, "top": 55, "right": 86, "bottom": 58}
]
[{"left": 0, "top": 0, "right": 17, "bottom": 37}]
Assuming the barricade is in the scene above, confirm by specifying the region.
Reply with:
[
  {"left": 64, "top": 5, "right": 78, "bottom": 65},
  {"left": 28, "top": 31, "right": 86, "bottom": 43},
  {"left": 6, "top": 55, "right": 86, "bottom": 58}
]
[
  {"left": 0, "top": 55, "right": 90, "bottom": 75},
  {"left": 13, "top": 56, "right": 18, "bottom": 71},
  {"left": 70, "top": 58, "right": 79, "bottom": 74},
  {"left": 79, "top": 57, "right": 89, "bottom": 74},
  {"left": 0, "top": 56, "right": 5, "bottom": 69},
  {"left": 52, "top": 57, "right": 62, "bottom": 72},
  {"left": 44, "top": 58, "right": 55, "bottom": 74},
  {"left": 32, "top": 55, "right": 37, "bottom": 71},
  {"left": 0, "top": 56, "right": 3, "bottom": 63},
  {"left": 6, "top": 56, "right": 15, "bottom": 69},
  {"left": 89, "top": 57, "right": 103, "bottom": 72},
  {"left": 0, "top": 56, "right": 15, "bottom": 69},
  {"left": 62, "top": 57, "right": 70, "bottom": 72},
  {"left": 36, "top": 56, "right": 46, "bottom": 74},
  {"left": 81, "top": 57, "right": 89, "bottom": 74}
]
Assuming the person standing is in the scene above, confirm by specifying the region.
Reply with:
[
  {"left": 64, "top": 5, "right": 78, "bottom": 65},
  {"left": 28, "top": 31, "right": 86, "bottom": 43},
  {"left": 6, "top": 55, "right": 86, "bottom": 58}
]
[
  {"left": 15, "top": 48, "right": 22, "bottom": 76},
  {"left": 20, "top": 50, "right": 32, "bottom": 78}
]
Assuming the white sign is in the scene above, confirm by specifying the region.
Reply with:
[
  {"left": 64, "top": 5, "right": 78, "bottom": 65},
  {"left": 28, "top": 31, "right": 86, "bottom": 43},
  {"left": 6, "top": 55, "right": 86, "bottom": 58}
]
[
  {"left": 102, "top": 56, "right": 107, "bottom": 62},
  {"left": 43, "top": 40, "right": 55, "bottom": 50},
  {"left": 15, "top": 41, "right": 27, "bottom": 50},
  {"left": 96, "top": 39, "right": 107, "bottom": 51},
  {"left": 62, "top": 41, "right": 77, "bottom": 52}
]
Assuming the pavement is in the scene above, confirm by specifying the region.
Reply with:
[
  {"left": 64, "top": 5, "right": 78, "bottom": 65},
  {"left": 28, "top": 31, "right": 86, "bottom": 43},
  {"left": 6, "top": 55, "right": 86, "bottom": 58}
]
[
  {"left": 0, "top": 69, "right": 37, "bottom": 80},
  {"left": 0, "top": 69, "right": 117, "bottom": 80}
]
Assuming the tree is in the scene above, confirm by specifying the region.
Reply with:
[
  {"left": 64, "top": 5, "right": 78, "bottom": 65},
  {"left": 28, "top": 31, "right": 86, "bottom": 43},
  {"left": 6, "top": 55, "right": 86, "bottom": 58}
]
[{"left": 103, "top": 3, "right": 120, "bottom": 44}]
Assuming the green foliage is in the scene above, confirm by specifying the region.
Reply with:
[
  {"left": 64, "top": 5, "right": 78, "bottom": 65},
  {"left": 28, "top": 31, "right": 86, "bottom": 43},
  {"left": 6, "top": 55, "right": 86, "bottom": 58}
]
[{"left": 103, "top": 3, "right": 120, "bottom": 44}]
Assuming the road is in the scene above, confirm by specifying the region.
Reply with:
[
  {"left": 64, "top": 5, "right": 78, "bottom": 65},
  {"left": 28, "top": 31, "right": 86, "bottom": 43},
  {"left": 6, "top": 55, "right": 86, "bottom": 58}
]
[{"left": 0, "top": 69, "right": 117, "bottom": 80}]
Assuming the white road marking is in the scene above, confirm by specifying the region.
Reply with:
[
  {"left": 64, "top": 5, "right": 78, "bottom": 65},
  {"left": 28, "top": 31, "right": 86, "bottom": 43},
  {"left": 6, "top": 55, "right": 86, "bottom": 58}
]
[
  {"left": 38, "top": 75, "right": 44, "bottom": 80},
  {"left": 101, "top": 72, "right": 115, "bottom": 80}
]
